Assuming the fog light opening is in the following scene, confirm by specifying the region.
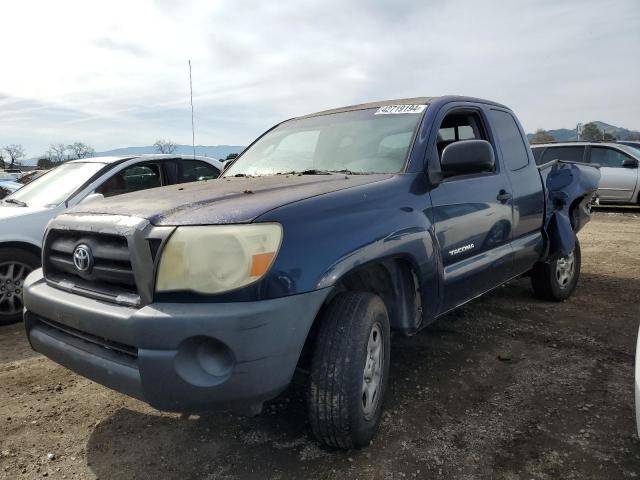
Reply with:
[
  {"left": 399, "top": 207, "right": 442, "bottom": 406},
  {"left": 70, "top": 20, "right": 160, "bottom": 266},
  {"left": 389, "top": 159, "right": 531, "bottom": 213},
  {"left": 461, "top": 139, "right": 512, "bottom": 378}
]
[{"left": 175, "top": 337, "right": 235, "bottom": 387}]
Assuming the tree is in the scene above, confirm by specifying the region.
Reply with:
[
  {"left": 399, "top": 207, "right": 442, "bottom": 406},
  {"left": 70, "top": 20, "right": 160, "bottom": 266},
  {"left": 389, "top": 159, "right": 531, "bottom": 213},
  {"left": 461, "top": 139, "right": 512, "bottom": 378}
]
[
  {"left": 580, "top": 122, "right": 603, "bottom": 141},
  {"left": 47, "top": 143, "right": 67, "bottom": 163},
  {"left": 154, "top": 139, "right": 177, "bottom": 154},
  {"left": 3, "top": 144, "right": 25, "bottom": 168},
  {"left": 67, "top": 142, "right": 95, "bottom": 159},
  {"left": 602, "top": 132, "right": 616, "bottom": 141},
  {"left": 624, "top": 132, "right": 640, "bottom": 141},
  {"left": 0, "top": 151, "right": 5, "bottom": 169},
  {"left": 529, "top": 129, "right": 556, "bottom": 144},
  {"left": 225, "top": 153, "right": 239, "bottom": 160},
  {"left": 37, "top": 157, "right": 56, "bottom": 169}
]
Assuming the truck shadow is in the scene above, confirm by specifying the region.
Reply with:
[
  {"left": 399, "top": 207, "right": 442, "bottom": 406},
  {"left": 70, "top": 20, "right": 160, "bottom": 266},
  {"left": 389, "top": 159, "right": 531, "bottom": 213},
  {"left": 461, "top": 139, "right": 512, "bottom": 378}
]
[{"left": 85, "top": 272, "right": 640, "bottom": 480}]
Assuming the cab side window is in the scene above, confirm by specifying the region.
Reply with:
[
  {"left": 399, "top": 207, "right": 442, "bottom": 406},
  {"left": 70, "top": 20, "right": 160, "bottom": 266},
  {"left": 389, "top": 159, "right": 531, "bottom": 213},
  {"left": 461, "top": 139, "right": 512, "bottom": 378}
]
[
  {"left": 489, "top": 110, "right": 529, "bottom": 171},
  {"left": 180, "top": 160, "right": 220, "bottom": 183},
  {"left": 436, "top": 111, "right": 491, "bottom": 169},
  {"left": 97, "top": 163, "right": 162, "bottom": 198},
  {"left": 590, "top": 147, "right": 630, "bottom": 168}
]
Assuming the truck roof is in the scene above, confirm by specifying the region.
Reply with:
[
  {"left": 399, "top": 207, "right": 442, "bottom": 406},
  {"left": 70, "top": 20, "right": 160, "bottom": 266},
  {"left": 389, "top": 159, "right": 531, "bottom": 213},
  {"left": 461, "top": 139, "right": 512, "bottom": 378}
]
[{"left": 297, "top": 95, "right": 509, "bottom": 119}]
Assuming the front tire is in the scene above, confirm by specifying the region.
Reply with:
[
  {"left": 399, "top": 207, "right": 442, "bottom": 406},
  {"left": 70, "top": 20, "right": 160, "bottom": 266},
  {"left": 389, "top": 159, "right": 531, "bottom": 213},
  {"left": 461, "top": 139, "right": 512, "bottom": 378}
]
[
  {"left": 531, "top": 238, "right": 581, "bottom": 302},
  {"left": 308, "top": 292, "right": 390, "bottom": 449},
  {"left": 0, "top": 248, "right": 39, "bottom": 325}
]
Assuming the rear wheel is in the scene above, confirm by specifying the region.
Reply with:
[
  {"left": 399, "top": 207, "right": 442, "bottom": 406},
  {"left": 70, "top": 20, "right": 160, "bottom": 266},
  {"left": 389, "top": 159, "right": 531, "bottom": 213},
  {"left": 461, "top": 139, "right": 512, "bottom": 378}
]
[
  {"left": 0, "top": 248, "right": 39, "bottom": 325},
  {"left": 307, "top": 292, "right": 390, "bottom": 449},
  {"left": 531, "top": 238, "right": 581, "bottom": 302}
]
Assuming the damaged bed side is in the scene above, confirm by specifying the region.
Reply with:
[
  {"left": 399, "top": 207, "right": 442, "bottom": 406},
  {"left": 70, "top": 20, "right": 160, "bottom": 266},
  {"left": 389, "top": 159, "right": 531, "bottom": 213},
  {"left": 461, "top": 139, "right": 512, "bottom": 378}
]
[{"left": 538, "top": 159, "right": 601, "bottom": 259}]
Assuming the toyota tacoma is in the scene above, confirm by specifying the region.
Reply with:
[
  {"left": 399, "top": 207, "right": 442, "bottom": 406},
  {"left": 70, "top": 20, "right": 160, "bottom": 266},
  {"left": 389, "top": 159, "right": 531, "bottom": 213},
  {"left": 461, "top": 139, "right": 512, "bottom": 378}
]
[{"left": 23, "top": 96, "right": 600, "bottom": 449}]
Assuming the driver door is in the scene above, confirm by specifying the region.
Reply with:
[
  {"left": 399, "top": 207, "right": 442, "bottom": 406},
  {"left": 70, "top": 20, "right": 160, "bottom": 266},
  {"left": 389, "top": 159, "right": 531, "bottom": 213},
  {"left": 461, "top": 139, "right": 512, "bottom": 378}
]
[{"left": 429, "top": 108, "right": 514, "bottom": 312}]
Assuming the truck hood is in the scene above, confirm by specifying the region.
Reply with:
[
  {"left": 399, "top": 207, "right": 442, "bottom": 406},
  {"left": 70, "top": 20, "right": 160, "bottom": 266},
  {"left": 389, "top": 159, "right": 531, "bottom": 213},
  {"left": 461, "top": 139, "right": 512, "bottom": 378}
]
[{"left": 67, "top": 174, "right": 393, "bottom": 226}]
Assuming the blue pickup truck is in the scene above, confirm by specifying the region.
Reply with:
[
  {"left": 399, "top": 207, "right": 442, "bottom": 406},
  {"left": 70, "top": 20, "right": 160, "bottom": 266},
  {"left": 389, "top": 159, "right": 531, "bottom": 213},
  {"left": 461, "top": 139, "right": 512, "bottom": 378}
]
[{"left": 23, "top": 96, "right": 600, "bottom": 449}]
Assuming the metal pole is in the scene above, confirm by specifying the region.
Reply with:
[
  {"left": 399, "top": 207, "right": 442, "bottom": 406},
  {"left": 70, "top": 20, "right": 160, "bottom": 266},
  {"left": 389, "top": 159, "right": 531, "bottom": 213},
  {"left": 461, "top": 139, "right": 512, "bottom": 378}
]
[{"left": 189, "top": 60, "right": 196, "bottom": 159}]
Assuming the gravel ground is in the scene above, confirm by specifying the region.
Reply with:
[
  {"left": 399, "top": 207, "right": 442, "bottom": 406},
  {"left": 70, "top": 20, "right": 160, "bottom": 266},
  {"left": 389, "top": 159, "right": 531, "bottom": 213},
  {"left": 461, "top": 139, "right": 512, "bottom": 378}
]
[{"left": 1, "top": 210, "right": 639, "bottom": 479}]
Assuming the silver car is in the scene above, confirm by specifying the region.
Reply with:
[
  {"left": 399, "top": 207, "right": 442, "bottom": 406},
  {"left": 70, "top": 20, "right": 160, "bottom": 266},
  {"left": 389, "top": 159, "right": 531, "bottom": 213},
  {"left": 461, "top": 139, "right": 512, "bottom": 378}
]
[{"left": 532, "top": 142, "right": 640, "bottom": 204}]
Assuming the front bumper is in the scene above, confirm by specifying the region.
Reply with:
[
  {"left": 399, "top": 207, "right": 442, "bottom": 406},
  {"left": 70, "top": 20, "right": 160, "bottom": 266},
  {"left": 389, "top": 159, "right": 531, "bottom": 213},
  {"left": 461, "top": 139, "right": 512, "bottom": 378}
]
[{"left": 23, "top": 269, "right": 329, "bottom": 411}]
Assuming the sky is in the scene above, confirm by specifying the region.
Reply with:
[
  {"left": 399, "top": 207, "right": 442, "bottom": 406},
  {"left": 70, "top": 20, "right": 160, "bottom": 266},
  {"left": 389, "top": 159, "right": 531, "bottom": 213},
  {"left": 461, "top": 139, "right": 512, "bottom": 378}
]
[{"left": 1, "top": 0, "right": 639, "bottom": 158}]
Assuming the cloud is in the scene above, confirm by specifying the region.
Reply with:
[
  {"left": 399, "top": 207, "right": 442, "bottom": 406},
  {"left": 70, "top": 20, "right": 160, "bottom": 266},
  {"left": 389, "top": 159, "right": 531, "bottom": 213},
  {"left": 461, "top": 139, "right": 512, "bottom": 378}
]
[
  {"left": 1, "top": 0, "right": 639, "bottom": 157},
  {"left": 94, "top": 38, "right": 150, "bottom": 57}
]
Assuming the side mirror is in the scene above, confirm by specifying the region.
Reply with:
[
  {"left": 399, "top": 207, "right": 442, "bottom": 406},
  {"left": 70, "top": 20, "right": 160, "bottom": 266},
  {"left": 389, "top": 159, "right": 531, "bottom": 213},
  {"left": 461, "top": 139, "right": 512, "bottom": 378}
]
[
  {"left": 440, "top": 140, "right": 495, "bottom": 177},
  {"left": 622, "top": 158, "right": 638, "bottom": 168},
  {"left": 80, "top": 192, "right": 105, "bottom": 204}
]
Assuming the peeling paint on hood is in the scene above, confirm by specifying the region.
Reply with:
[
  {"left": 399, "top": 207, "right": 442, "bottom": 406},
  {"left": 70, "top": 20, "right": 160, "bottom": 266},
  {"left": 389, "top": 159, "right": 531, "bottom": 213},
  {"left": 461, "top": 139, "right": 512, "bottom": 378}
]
[{"left": 66, "top": 174, "right": 394, "bottom": 226}]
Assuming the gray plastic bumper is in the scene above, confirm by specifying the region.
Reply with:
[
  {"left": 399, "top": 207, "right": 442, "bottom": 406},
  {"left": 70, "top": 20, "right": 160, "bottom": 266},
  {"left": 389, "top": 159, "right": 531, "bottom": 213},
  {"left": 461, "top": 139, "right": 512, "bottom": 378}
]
[{"left": 23, "top": 269, "right": 330, "bottom": 411}]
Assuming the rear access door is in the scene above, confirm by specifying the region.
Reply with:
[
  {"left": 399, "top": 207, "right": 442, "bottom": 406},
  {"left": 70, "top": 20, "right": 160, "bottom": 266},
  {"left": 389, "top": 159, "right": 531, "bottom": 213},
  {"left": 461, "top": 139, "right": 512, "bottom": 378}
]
[
  {"left": 429, "top": 105, "right": 514, "bottom": 313},
  {"left": 487, "top": 108, "right": 545, "bottom": 275}
]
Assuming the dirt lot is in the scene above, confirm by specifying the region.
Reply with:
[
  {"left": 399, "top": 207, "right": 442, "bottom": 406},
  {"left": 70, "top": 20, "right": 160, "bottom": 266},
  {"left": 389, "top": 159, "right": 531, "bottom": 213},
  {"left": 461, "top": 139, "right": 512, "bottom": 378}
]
[{"left": 1, "top": 211, "right": 639, "bottom": 480}]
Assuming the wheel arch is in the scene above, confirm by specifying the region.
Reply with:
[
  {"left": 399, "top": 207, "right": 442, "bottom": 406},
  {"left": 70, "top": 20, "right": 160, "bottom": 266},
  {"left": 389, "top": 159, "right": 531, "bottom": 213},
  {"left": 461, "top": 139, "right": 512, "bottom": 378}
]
[
  {"left": 297, "top": 255, "right": 423, "bottom": 372},
  {"left": 0, "top": 241, "right": 42, "bottom": 260},
  {"left": 331, "top": 256, "right": 423, "bottom": 334}
]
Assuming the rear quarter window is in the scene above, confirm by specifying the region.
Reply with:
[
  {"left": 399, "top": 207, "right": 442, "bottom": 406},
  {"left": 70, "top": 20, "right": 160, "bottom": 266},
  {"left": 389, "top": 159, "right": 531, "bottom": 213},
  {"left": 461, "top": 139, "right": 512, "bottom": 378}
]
[{"left": 488, "top": 110, "right": 530, "bottom": 171}]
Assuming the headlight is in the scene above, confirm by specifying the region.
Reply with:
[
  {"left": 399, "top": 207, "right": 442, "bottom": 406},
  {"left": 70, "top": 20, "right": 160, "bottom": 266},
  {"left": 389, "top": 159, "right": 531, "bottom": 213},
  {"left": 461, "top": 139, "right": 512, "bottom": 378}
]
[{"left": 156, "top": 224, "right": 282, "bottom": 294}]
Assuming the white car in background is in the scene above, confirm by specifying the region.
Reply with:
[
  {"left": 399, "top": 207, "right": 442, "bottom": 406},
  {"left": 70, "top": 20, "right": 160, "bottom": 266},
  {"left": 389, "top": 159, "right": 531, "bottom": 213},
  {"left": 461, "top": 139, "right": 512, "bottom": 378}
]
[{"left": 0, "top": 154, "right": 224, "bottom": 325}]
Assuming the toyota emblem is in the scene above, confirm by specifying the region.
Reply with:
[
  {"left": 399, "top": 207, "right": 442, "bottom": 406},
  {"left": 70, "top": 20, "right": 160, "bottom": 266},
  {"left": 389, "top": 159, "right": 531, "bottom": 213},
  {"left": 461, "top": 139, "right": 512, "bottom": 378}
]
[{"left": 73, "top": 244, "right": 93, "bottom": 272}]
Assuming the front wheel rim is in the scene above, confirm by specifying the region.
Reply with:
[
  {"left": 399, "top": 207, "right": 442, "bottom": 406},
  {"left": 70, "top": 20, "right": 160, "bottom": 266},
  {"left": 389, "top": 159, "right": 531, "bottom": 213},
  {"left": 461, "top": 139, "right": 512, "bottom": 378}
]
[
  {"left": 0, "top": 261, "right": 32, "bottom": 316},
  {"left": 555, "top": 251, "right": 575, "bottom": 289},
  {"left": 362, "top": 322, "right": 384, "bottom": 420}
]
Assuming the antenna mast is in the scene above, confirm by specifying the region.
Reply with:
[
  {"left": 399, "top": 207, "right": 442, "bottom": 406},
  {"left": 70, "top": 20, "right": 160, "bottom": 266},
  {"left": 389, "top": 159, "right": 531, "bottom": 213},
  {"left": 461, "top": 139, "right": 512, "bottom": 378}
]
[{"left": 189, "top": 60, "right": 196, "bottom": 159}]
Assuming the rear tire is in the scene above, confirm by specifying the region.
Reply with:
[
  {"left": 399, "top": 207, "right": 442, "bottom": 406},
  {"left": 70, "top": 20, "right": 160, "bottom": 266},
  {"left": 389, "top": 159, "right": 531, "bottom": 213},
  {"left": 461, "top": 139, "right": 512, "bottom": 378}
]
[
  {"left": 0, "top": 248, "right": 39, "bottom": 325},
  {"left": 531, "top": 238, "right": 581, "bottom": 302},
  {"left": 308, "top": 292, "right": 390, "bottom": 449}
]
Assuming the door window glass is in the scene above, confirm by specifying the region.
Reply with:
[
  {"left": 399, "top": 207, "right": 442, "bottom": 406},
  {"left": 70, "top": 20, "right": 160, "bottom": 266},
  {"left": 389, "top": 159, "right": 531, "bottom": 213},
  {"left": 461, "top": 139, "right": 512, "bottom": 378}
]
[
  {"left": 590, "top": 147, "right": 630, "bottom": 168},
  {"left": 97, "top": 164, "right": 162, "bottom": 197},
  {"left": 181, "top": 160, "right": 220, "bottom": 183},
  {"left": 436, "top": 111, "right": 490, "bottom": 170}
]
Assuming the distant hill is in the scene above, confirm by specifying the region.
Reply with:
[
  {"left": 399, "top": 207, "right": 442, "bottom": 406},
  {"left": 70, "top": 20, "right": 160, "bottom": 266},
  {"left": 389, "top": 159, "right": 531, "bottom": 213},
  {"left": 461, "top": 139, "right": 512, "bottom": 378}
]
[
  {"left": 527, "top": 122, "right": 640, "bottom": 142},
  {"left": 20, "top": 144, "right": 245, "bottom": 166}
]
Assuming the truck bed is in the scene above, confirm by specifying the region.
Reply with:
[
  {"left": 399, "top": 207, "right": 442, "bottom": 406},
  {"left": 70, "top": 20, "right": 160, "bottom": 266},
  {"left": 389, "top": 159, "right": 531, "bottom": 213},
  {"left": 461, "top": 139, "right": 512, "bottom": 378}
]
[{"left": 538, "top": 160, "right": 601, "bottom": 258}]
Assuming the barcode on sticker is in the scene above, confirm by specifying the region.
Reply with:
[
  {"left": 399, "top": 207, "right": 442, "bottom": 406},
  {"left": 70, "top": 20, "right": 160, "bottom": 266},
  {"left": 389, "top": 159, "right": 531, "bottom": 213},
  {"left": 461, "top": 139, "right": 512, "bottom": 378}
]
[{"left": 375, "top": 104, "right": 426, "bottom": 115}]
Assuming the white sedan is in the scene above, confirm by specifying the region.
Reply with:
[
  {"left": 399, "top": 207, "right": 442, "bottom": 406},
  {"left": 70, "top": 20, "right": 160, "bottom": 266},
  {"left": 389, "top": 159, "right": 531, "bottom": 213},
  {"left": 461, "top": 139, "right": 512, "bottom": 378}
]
[{"left": 0, "top": 154, "right": 224, "bottom": 325}]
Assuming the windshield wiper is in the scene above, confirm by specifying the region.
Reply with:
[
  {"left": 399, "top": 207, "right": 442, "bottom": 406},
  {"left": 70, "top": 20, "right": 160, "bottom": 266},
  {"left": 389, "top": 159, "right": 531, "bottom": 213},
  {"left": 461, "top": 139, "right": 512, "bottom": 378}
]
[
  {"left": 3, "top": 198, "right": 27, "bottom": 207},
  {"left": 327, "top": 169, "right": 371, "bottom": 175},
  {"left": 275, "top": 169, "right": 334, "bottom": 176}
]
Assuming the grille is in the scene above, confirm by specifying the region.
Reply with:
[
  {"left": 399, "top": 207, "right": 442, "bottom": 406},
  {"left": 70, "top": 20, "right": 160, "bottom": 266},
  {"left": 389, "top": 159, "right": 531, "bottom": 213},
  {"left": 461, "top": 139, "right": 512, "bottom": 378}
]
[{"left": 44, "top": 230, "right": 139, "bottom": 305}]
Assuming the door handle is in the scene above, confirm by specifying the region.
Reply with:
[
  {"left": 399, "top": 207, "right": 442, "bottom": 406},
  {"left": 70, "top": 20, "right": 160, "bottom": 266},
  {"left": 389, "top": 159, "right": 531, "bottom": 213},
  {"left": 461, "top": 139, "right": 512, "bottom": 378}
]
[{"left": 497, "top": 190, "right": 512, "bottom": 202}]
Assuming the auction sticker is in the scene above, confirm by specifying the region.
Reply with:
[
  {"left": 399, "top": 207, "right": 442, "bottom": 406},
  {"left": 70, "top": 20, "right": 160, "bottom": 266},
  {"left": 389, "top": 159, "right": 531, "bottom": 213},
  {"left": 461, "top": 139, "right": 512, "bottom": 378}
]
[{"left": 375, "top": 104, "right": 426, "bottom": 115}]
